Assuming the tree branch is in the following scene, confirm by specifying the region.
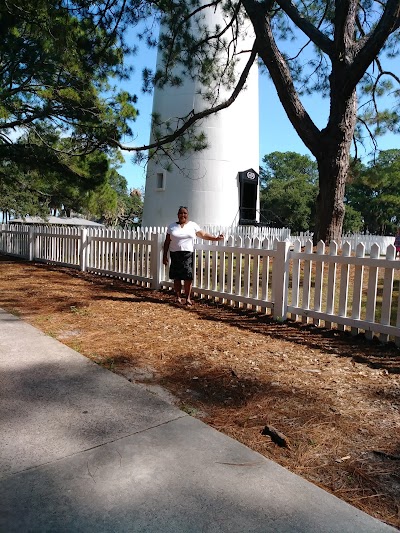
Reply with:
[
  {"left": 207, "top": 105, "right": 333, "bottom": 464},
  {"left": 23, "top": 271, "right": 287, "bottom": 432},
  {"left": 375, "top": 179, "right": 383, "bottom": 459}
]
[
  {"left": 157, "top": 0, "right": 242, "bottom": 88},
  {"left": 275, "top": 0, "right": 334, "bottom": 56},
  {"left": 114, "top": 43, "right": 258, "bottom": 152},
  {"left": 344, "top": 0, "right": 400, "bottom": 93},
  {"left": 334, "top": 0, "right": 358, "bottom": 59},
  {"left": 356, "top": 115, "right": 378, "bottom": 151},
  {"left": 242, "top": 0, "right": 321, "bottom": 155}
]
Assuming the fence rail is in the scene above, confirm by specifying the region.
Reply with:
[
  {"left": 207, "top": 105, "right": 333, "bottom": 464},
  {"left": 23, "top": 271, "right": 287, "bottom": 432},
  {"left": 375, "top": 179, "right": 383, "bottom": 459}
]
[
  {"left": 1, "top": 223, "right": 399, "bottom": 344},
  {"left": 294, "top": 231, "right": 394, "bottom": 254}
]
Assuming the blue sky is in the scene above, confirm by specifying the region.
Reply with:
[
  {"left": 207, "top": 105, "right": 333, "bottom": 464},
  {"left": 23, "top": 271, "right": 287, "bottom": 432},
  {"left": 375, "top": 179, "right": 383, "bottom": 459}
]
[{"left": 118, "top": 42, "right": 400, "bottom": 192}]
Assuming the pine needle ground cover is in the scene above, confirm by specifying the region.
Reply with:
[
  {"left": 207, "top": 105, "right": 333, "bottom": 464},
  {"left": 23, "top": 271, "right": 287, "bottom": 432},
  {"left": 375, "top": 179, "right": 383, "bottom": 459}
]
[{"left": 0, "top": 254, "right": 399, "bottom": 529}]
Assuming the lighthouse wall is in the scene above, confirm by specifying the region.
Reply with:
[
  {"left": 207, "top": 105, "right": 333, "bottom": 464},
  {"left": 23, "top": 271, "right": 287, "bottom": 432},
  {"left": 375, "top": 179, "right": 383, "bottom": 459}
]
[{"left": 142, "top": 10, "right": 259, "bottom": 228}]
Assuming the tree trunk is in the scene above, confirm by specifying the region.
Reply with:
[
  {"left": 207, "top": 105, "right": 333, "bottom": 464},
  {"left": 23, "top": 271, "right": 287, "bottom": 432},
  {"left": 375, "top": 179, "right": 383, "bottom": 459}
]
[
  {"left": 314, "top": 148, "right": 348, "bottom": 244},
  {"left": 314, "top": 81, "right": 357, "bottom": 244}
]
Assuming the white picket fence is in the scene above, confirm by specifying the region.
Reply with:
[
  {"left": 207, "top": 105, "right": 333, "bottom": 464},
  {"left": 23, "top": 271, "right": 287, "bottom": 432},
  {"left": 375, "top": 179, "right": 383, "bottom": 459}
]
[
  {"left": 295, "top": 231, "right": 394, "bottom": 254},
  {"left": 1, "top": 223, "right": 399, "bottom": 343},
  {"left": 141, "top": 224, "right": 291, "bottom": 243}
]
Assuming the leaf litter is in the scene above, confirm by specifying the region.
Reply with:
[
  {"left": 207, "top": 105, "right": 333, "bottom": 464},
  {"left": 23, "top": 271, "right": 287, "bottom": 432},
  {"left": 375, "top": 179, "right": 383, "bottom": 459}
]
[{"left": 0, "top": 254, "right": 399, "bottom": 529}]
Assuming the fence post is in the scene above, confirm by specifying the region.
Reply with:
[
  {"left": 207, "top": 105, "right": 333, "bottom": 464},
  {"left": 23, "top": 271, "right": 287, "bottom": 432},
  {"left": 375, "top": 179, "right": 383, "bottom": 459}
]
[
  {"left": 80, "top": 228, "right": 88, "bottom": 272},
  {"left": 28, "top": 226, "right": 35, "bottom": 261},
  {"left": 0, "top": 223, "right": 4, "bottom": 253},
  {"left": 151, "top": 232, "right": 164, "bottom": 289},
  {"left": 272, "top": 240, "right": 290, "bottom": 320}
]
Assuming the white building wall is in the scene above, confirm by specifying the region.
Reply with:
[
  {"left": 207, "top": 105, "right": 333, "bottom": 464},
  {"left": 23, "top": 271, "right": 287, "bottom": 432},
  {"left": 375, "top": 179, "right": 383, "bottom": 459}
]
[{"left": 142, "top": 8, "right": 259, "bottom": 228}]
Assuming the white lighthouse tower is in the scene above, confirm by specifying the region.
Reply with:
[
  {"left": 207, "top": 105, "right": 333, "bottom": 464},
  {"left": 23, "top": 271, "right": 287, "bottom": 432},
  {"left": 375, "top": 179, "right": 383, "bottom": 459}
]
[{"left": 142, "top": 6, "right": 259, "bottom": 228}]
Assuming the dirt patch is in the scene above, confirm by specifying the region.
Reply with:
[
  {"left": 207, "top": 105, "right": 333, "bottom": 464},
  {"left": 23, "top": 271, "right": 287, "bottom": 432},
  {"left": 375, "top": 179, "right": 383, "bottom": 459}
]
[{"left": 1, "top": 254, "right": 399, "bottom": 529}]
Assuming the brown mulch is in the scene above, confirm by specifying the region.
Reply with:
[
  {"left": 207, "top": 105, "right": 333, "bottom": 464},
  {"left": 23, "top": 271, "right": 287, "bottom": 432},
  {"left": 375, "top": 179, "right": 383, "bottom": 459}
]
[{"left": 1, "top": 254, "right": 399, "bottom": 529}]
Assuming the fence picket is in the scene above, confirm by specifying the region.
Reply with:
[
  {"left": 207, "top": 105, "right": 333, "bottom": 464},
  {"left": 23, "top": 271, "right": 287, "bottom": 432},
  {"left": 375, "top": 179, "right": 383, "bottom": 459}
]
[
  {"left": 325, "top": 241, "right": 338, "bottom": 330},
  {"left": 301, "top": 240, "right": 313, "bottom": 324},
  {"left": 218, "top": 244, "right": 226, "bottom": 302},
  {"left": 338, "top": 242, "right": 351, "bottom": 331},
  {"left": 313, "top": 241, "right": 325, "bottom": 326},
  {"left": 226, "top": 236, "right": 235, "bottom": 306},
  {"left": 365, "top": 243, "right": 380, "bottom": 340},
  {"left": 243, "top": 237, "right": 251, "bottom": 306},
  {"left": 204, "top": 245, "right": 211, "bottom": 299},
  {"left": 351, "top": 243, "right": 366, "bottom": 336},
  {"left": 252, "top": 238, "right": 261, "bottom": 308},
  {"left": 290, "top": 240, "right": 301, "bottom": 321},
  {"left": 396, "top": 282, "right": 400, "bottom": 347},
  {"left": 130, "top": 236, "right": 135, "bottom": 278},
  {"left": 380, "top": 245, "right": 396, "bottom": 342},
  {"left": 234, "top": 237, "right": 243, "bottom": 307},
  {"left": 196, "top": 247, "right": 203, "bottom": 299},
  {"left": 211, "top": 246, "right": 218, "bottom": 293}
]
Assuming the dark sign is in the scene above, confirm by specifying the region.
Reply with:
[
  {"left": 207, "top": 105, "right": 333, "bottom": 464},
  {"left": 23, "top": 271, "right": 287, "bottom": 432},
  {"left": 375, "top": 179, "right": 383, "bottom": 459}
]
[{"left": 238, "top": 169, "right": 259, "bottom": 185}]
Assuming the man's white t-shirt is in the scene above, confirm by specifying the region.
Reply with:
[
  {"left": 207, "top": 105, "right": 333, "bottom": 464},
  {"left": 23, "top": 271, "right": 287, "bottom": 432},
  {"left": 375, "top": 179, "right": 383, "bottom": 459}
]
[{"left": 167, "top": 221, "right": 201, "bottom": 252}]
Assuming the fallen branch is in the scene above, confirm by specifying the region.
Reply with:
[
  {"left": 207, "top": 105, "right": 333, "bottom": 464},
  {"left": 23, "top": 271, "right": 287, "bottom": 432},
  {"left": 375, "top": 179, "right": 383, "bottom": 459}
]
[
  {"left": 373, "top": 450, "right": 400, "bottom": 461},
  {"left": 261, "top": 425, "right": 290, "bottom": 448}
]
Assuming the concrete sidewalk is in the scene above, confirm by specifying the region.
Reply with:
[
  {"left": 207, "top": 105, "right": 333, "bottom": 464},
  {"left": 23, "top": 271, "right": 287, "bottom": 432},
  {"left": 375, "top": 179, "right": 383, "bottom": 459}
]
[{"left": 0, "top": 307, "right": 396, "bottom": 532}]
